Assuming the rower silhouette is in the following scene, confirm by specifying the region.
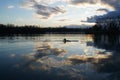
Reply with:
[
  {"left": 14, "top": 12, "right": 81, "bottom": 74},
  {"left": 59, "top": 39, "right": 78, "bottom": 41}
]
[{"left": 63, "top": 38, "right": 71, "bottom": 43}]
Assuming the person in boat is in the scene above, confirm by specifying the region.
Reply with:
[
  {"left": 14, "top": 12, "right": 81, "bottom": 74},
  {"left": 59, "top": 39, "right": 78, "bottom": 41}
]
[{"left": 63, "top": 38, "right": 71, "bottom": 43}]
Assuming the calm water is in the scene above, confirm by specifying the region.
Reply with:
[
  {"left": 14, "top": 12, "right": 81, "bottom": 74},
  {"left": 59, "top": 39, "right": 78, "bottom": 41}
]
[{"left": 0, "top": 34, "right": 120, "bottom": 80}]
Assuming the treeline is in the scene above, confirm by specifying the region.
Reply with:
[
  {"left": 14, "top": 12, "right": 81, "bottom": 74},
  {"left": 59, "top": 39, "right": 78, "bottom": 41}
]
[
  {"left": 90, "top": 24, "right": 120, "bottom": 34},
  {"left": 0, "top": 24, "right": 45, "bottom": 34},
  {"left": 0, "top": 22, "right": 120, "bottom": 35},
  {"left": 0, "top": 24, "right": 87, "bottom": 35}
]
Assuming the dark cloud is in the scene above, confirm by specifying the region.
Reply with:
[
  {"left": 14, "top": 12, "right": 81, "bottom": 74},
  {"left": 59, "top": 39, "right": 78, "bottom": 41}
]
[
  {"left": 101, "top": 0, "right": 120, "bottom": 10},
  {"left": 89, "top": 10, "right": 120, "bottom": 22},
  {"left": 80, "top": 0, "right": 120, "bottom": 23},
  {"left": 69, "top": 0, "right": 120, "bottom": 10},
  {"left": 21, "top": 0, "right": 66, "bottom": 19},
  {"left": 70, "top": 0, "right": 98, "bottom": 5},
  {"left": 34, "top": 4, "right": 66, "bottom": 19},
  {"left": 81, "top": 17, "right": 96, "bottom": 23},
  {"left": 96, "top": 8, "right": 109, "bottom": 13},
  {"left": 57, "top": 19, "right": 69, "bottom": 21},
  {"left": 98, "top": 10, "right": 120, "bottom": 19}
]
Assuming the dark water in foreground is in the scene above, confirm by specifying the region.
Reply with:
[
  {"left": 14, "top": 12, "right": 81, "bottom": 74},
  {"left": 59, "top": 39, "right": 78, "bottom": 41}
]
[{"left": 0, "top": 34, "right": 120, "bottom": 80}]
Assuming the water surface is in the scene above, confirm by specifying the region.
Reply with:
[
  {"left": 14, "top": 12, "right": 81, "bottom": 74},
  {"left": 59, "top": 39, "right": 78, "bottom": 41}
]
[{"left": 0, "top": 34, "right": 120, "bottom": 80}]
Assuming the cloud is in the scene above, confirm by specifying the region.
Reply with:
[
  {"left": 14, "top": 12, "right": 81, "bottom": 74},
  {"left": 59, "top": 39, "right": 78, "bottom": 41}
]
[
  {"left": 101, "top": 0, "right": 120, "bottom": 10},
  {"left": 57, "top": 19, "right": 70, "bottom": 21},
  {"left": 8, "top": 5, "right": 14, "bottom": 9},
  {"left": 34, "top": 4, "right": 66, "bottom": 19},
  {"left": 96, "top": 0, "right": 120, "bottom": 22},
  {"left": 69, "top": 0, "right": 98, "bottom": 5},
  {"left": 96, "top": 8, "right": 109, "bottom": 12},
  {"left": 69, "top": 0, "right": 120, "bottom": 9},
  {"left": 87, "top": 10, "right": 120, "bottom": 23},
  {"left": 105, "top": 10, "right": 120, "bottom": 17},
  {"left": 21, "top": 0, "right": 66, "bottom": 19},
  {"left": 81, "top": 17, "right": 96, "bottom": 23}
]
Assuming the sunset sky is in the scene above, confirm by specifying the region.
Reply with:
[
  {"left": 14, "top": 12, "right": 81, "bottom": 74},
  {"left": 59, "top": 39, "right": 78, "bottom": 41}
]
[{"left": 0, "top": 0, "right": 119, "bottom": 27}]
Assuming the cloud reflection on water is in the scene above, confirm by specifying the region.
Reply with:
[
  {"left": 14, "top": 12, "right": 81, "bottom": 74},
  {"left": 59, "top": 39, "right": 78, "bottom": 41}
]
[
  {"left": 21, "top": 43, "right": 67, "bottom": 69},
  {"left": 68, "top": 51, "right": 112, "bottom": 65},
  {"left": 16, "top": 42, "right": 116, "bottom": 80}
]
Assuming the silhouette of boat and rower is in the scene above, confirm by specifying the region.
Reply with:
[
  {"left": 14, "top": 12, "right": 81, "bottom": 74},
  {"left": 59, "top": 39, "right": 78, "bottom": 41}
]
[
  {"left": 63, "top": 38, "right": 78, "bottom": 43},
  {"left": 43, "top": 38, "right": 78, "bottom": 43}
]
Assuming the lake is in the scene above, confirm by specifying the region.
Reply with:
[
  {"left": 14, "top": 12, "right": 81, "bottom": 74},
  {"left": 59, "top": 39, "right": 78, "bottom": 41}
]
[{"left": 0, "top": 34, "right": 120, "bottom": 80}]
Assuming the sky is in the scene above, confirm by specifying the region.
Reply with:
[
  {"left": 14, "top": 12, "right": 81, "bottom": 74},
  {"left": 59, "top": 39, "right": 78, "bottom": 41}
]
[{"left": 0, "top": 0, "right": 119, "bottom": 27}]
